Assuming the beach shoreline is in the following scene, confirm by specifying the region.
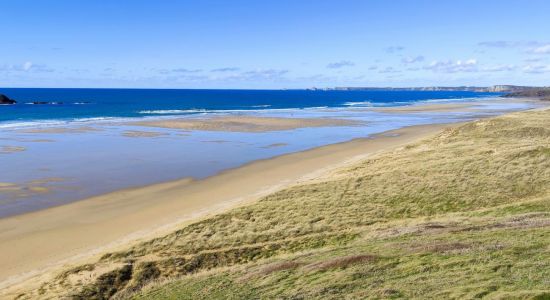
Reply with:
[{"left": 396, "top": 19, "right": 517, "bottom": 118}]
[
  {"left": 2, "top": 96, "right": 539, "bottom": 218},
  {"left": 0, "top": 97, "right": 546, "bottom": 297},
  {"left": 0, "top": 121, "right": 454, "bottom": 296}
]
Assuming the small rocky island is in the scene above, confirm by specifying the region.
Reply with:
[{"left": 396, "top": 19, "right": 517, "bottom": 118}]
[{"left": 0, "top": 94, "right": 16, "bottom": 104}]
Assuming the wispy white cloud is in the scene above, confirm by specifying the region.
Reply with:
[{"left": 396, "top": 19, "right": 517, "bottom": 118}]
[
  {"left": 480, "top": 64, "right": 517, "bottom": 72},
  {"left": 327, "top": 60, "right": 355, "bottom": 69},
  {"left": 401, "top": 56, "right": 425, "bottom": 64},
  {"left": 478, "top": 41, "right": 519, "bottom": 48},
  {"left": 478, "top": 40, "right": 542, "bottom": 48},
  {"left": 165, "top": 74, "right": 210, "bottom": 81},
  {"left": 0, "top": 61, "right": 54, "bottom": 73},
  {"left": 524, "top": 57, "right": 544, "bottom": 63},
  {"left": 156, "top": 68, "right": 291, "bottom": 84},
  {"left": 158, "top": 68, "right": 202, "bottom": 74},
  {"left": 478, "top": 40, "right": 550, "bottom": 56},
  {"left": 424, "top": 59, "right": 478, "bottom": 73},
  {"left": 423, "top": 59, "right": 519, "bottom": 74},
  {"left": 242, "top": 69, "right": 288, "bottom": 76},
  {"left": 227, "top": 69, "right": 290, "bottom": 81},
  {"left": 529, "top": 44, "right": 550, "bottom": 54},
  {"left": 522, "top": 64, "right": 550, "bottom": 74},
  {"left": 23, "top": 61, "right": 33, "bottom": 71},
  {"left": 211, "top": 67, "right": 240, "bottom": 72}
]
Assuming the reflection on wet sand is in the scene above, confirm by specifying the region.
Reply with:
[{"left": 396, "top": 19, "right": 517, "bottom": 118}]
[
  {"left": 21, "top": 126, "right": 101, "bottom": 134},
  {"left": 122, "top": 130, "right": 168, "bottom": 138},
  {"left": 0, "top": 145, "right": 26, "bottom": 154},
  {"left": 0, "top": 178, "right": 66, "bottom": 200}
]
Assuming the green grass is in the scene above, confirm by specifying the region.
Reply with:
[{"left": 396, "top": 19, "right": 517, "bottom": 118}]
[{"left": 24, "top": 108, "right": 550, "bottom": 299}]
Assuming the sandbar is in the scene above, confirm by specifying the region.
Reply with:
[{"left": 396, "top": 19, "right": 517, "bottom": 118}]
[{"left": 131, "top": 116, "right": 361, "bottom": 132}]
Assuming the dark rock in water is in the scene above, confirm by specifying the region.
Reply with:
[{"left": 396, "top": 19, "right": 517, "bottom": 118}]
[
  {"left": 0, "top": 94, "right": 16, "bottom": 104},
  {"left": 32, "top": 101, "right": 49, "bottom": 105}
]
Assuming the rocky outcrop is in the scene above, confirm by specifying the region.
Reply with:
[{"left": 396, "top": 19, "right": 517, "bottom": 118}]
[
  {"left": 0, "top": 94, "right": 16, "bottom": 104},
  {"left": 486, "top": 85, "right": 530, "bottom": 93}
]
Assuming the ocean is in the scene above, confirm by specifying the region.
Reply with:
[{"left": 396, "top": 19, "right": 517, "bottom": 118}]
[{"left": 0, "top": 88, "right": 499, "bottom": 126}]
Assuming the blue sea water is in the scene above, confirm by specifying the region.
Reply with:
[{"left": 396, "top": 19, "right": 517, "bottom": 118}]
[{"left": 0, "top": 88, "right": 499, "bottom": 126}]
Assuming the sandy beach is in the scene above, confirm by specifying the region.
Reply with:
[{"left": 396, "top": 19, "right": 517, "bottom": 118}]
[
  {"left": 4, "top": 2, "right": 550, "bottom": 297},
  {"left": 0, "top": 122, "right": 450, "bottom": 296}
]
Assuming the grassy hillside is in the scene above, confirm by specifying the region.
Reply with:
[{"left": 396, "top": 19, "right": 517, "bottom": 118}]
[{"left": 26, "top": 108, "right": 550, "bottom": 299}]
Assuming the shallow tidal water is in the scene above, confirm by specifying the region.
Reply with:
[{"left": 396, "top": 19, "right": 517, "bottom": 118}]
[{"left": 0, "top": 96, "right": 539, "bottom": 217}]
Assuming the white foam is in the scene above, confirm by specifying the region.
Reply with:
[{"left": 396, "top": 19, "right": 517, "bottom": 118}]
[
  {"left": 0, "top": 116, "right": 130, "bottom": 130},
  {"left": 343, "top": 101, "right": 374, "bottom": 107},
  {"left": 0, "top": 120, "right": 70, "bottom": 129},
  {"left": 138, "top": 109, "right": 208, "bottom": 114}
]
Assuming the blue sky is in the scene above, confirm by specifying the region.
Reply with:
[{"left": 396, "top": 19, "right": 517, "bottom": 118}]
[{"left": 1, "top": 0, "right": 550, "bottom": 88}]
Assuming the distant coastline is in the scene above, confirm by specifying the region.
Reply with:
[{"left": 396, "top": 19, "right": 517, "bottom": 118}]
[{"left": 307, "top": 84, "right": 545, "bottom": 93}]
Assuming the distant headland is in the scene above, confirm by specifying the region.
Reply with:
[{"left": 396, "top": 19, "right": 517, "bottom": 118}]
[{"left": 307, "top": 85, "right": 546, "bottom": 93}]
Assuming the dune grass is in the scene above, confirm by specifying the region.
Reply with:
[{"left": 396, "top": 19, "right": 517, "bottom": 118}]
[{"left": 23, "top": 108, "right": 550, "bottom": 299}]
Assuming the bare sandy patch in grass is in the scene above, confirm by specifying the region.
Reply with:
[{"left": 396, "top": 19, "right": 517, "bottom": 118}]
[
  {"left": 241, "top": 261, "right": 305, "bottom": 280},
  {"left": 303, "top": 254, "right": 378, "bottom": 271}
]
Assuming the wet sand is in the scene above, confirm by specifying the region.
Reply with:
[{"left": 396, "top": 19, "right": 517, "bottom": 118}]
[
  {"left": 0, "top": 145, "right": 26, "bottom": 154},
  {"left": 131, "top": 115, "right": 361, "bottom": 132},
  {"left": 122, "top": 130, "right": 169, "bottom": 138},
  {"left": 374, "top": 102, "right": 478, "bottom": 112},
  {"left": 20, "top": 126, "right": 101, "bottom": 134},
  {"left": 0, "top": 122, "right": 451, "bottom": 295}
]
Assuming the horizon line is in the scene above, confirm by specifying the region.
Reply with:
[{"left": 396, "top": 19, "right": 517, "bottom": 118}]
[{"left": 1, "top": 84, "right": 540, "bottom": 91}]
